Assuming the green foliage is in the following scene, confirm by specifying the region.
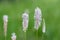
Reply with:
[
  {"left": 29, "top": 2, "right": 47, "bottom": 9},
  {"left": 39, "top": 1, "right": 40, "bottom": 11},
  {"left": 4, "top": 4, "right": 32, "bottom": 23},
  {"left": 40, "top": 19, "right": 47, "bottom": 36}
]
[{"left": 0, "top": 0, "right": 60, "bottom": 40}]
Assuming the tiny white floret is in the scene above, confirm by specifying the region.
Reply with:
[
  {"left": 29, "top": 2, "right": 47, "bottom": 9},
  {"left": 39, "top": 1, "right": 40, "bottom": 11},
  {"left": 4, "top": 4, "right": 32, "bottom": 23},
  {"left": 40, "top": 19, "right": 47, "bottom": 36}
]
[{"left": 3, "top": 15, "right": 8, "bottom": 22}]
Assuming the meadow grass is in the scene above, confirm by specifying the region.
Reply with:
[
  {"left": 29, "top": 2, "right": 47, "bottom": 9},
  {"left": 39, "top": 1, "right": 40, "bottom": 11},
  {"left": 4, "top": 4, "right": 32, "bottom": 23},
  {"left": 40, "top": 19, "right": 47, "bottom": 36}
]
[{"left": 0, "top": 0, "right": 60, "bottom": 40}]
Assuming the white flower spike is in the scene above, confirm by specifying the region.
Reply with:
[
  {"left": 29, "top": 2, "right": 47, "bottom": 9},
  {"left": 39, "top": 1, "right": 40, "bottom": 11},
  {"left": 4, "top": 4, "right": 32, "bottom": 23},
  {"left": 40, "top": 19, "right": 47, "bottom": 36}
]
[
  {"left": 34, "top": 7, "right": 42, "bottom": 30},
  {"left": 3, "top": 15, "right": 8, "bottom": 37},
  {"left": 11, "top": 33, "right": 16, "bottom": 40},
  {"left": 42, "top": 19, "right": 46, "bottom": 33},
  {"left": 22, "top": 10, "right": 29, "bottom": 32}
]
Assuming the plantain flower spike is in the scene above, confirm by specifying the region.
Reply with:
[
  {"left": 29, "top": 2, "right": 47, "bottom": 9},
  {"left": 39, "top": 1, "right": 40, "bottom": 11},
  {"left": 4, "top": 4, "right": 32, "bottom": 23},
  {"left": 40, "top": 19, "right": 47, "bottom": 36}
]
[
  {"left": 22, "top": 10, "right": 29, "bottom": 32},
  {"left": 11, "top": 33, "right": 16, "bottom": 40},
  {"left": 3, "top": 15, "right": 8, "bottom": 37},
  {"left": 42, "top": 19, "right": 46, "bottom": 33},
  {"left": 34, "top": 7, "right": 42, "bottom": 30}
]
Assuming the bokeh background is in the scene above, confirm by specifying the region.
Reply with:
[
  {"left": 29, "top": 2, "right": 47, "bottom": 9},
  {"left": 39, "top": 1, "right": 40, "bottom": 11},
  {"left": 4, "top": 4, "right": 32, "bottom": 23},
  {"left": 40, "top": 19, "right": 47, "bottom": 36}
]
[{"left": 0, "top": 0, "right": 60, "bottom": 40}]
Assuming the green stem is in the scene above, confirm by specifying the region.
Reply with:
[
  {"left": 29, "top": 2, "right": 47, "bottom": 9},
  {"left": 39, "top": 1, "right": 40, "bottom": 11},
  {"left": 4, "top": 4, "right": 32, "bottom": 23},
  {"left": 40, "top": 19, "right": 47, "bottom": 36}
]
[
  {"left": 36, "top": 30, "right": 38, "bottom": 40},
  {"left": 41, "top": 33, "right": 44, "bottom": 40},
  {"left": 24, "top": 32, "right": 26, "bottom": 40},
  {"left": 5, "top": 36, "right": 6, "bottom": 40}
]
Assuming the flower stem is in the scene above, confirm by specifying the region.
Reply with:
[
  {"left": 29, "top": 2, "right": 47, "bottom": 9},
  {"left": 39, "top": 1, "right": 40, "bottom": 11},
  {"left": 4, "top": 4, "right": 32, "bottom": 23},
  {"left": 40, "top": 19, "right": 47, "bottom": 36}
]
[
  {"left": 5, "top": 36, "right": 6, "bottom": 40},
  {"left": 24, "top": 32, "right": 26, "bottom": 40},
  {"left": 36, "top": 30, "right": 38, "bottom": 40}
]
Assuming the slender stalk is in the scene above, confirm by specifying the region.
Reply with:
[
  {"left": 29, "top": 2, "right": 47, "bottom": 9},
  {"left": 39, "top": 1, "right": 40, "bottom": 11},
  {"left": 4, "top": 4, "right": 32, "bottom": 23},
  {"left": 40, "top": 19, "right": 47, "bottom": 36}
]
[
  {"left": 5, "top": 36, "right": 6, "bottom": 40},
  {"left": 41, "top": 34, "right": 44, "bottom": 40},
  {"left": 24, "top": 32, "right": 26, "bottom": 40},
  {"left": 4, "top": 22, "right": 7, "bottom": 40},
  {"left": 41, "top": 33, "right": 45, "bottom": 40},
  {"left": 35, "top": 30, "right": 38, "bottom": 40}
]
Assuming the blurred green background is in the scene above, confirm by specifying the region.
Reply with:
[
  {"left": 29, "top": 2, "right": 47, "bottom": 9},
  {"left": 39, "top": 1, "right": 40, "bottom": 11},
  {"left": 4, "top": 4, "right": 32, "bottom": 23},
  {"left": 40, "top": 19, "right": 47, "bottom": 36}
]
[{"left": 0, "top": 0, "right": 60, "bottom": 40}]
